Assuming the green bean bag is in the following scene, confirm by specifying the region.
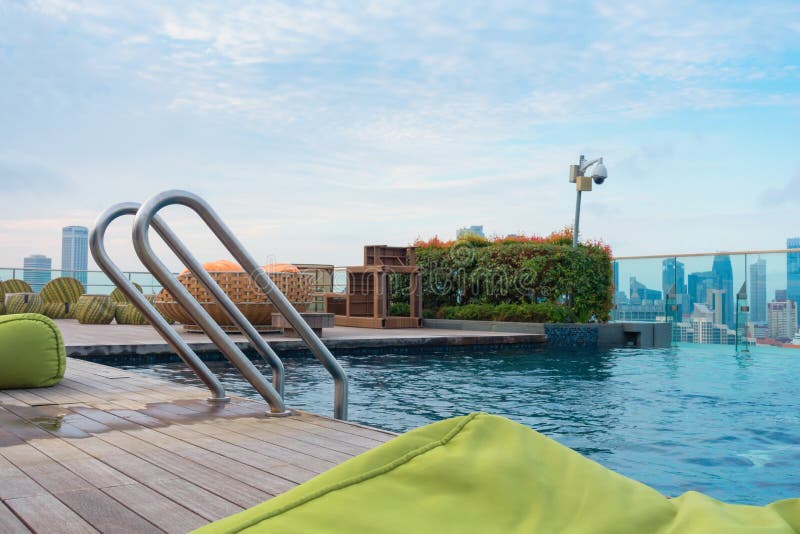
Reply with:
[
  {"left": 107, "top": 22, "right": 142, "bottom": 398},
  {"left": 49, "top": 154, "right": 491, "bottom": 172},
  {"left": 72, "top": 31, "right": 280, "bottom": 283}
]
[
  {"left": 194, "top": 413, "right": 800, "bottom": 534},
  {"left": 0, "top": 313, "right": 66, "bottom": 389}
]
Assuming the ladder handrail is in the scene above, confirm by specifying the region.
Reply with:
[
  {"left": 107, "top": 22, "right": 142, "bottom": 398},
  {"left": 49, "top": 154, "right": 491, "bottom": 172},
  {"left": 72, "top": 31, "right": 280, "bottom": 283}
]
[
  {"left": 89, "top": 202, "right": 228, "bottom": 403},
  {"left": 128, "top": 203, "right": 287, "bottom": 416},
  {"left": 134, "top": 210, "right": 287, "bottom": 398},
  {"left": 133, "top": 190, "right": 349, "bottom": 420}
]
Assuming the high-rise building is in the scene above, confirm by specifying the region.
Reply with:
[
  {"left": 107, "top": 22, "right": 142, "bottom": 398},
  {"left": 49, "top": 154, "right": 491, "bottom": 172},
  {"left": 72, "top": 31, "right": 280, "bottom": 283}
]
[
  {"left": 613, "top": 261, "right": 619, "bottom": 293},
  {"left": 749, "top": 258, "right": 767, "bottom": 323},
  {"left": 661, "top": 258, "right": 685, "bottom": 295},
  {"left": 61, "top": 226, "right": 89, "bottom": 285},
  {"left": 23, "top": 254, "right": 52, "bottom": 292},
  {"left": 687, "top": 271, "right": 715, "bottom": 310},
  {"left": 787, "top": 237, "right": 800, "bottom": 326},
  {"left": 456, "top": 225, "right": 485, "bottom": 239},
  {"left": 707, "top": 289, "right": 727, "bottom": 326},
  {"left": 629, "top": 277, "right": 661, "bottom": 303},
  {"left": 662, "top": 258, "right": 686, "bottom": 321},
  {"left": 768, "top": 299, "right": 798, "bottom": 340},
  {"left": 711, "top": 255, "right": 734, "bottom": 328}
]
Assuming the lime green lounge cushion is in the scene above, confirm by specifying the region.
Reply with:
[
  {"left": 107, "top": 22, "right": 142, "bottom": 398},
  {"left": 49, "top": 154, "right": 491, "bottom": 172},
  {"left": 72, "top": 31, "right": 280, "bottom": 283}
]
[
  {"left": 0, "top": 313, "right": 66, "bottom": 389},
  {"left": 194, "top": 413, "right": 800, "bottom": 534}
]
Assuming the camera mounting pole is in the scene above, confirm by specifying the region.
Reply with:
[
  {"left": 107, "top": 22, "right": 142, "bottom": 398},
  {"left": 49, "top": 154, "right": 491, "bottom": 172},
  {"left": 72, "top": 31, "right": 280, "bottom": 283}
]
[{"left": 568, "top": 154, "right": 607, "bottom": 248}]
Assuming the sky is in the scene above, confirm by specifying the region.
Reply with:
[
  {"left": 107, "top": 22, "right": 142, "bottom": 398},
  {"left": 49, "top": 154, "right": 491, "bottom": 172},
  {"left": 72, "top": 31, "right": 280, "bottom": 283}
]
[{"left": 1, "top": 0, "right": 799, "bottom": 272}]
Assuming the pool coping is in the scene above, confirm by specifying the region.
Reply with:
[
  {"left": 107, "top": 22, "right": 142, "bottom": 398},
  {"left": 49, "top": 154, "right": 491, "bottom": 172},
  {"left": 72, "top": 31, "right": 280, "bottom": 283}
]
[{"left": 66, "top": 332, "right": 547, "bottom": 359}]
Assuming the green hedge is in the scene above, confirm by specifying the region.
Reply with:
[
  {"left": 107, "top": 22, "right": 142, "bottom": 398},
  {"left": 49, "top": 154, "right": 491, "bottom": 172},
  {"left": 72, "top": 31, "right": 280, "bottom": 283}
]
[
  {"left": 412, "top": 235, "right": 613, "bottom": 323},
  {"left": 434, "top": 302, "right": 572, "bottom": 323}
]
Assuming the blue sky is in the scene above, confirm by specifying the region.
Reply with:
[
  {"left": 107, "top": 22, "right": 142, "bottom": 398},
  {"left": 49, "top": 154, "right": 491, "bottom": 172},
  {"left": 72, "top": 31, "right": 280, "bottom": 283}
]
[{"left": 1, "top": 0, "right": 799, "bottom": 270}]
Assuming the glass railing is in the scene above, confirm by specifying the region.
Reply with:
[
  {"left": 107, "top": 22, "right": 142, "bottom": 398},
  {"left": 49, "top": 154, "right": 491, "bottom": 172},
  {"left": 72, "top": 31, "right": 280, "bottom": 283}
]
[
  {"left": 1, "top": 266, "right": 341, "bottom": 304},
  {"left": 0, "top": 267, "right": 164, "bottom": 295},
  {"left": 612, "top": 249, "right": 800, "bottom": 351}
]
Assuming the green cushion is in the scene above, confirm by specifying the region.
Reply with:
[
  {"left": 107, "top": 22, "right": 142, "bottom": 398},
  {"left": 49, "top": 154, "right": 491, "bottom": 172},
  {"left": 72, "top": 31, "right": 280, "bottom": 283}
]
[
  {"left": 0, "top": 313, "right": 66, "bottom": 389},
  {"left": 194, "top": 413, "right": 800, "bottom": 534}
]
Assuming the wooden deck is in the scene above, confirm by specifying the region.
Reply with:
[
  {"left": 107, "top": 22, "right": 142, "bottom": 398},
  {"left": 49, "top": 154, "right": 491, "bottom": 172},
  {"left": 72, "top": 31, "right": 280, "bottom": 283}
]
[{"left": 0, "top": 358, "right": 395, "bottom": 533}]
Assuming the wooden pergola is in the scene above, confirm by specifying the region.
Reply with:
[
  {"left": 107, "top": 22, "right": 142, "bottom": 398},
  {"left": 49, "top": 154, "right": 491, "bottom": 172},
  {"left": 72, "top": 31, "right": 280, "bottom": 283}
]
[{"left": 323, "top": 245, "right": 422, "bottom": 328}]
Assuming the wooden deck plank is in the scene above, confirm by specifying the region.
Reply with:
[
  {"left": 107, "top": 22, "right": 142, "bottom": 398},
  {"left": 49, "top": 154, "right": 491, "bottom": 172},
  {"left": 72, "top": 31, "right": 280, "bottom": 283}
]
[
  {"left": 0, "top": 502, "right": 31, "bottom": 533},
  {"left": 54, "top": 487, "right": 161, "bottom": 534},
  {"left": 103, "top": 484, "right": 206, "bottom": 534},
  {"left": 0, "top": 455, "right": 46, "bottom": 500},
  {"left": 4, "top": 494, "right": 98, "bottom": 534},
  {"left": 0, "top": 358, "right": 394, "bottom": 532},
  {"left": 145, "top": 479, "right": 243, "bottom": 522}
]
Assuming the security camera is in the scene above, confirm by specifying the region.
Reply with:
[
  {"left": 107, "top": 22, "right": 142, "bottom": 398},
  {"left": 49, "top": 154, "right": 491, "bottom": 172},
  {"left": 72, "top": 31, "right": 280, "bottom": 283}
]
[{"left": 591, "top": 162, "right": 607, "bottom": 185}]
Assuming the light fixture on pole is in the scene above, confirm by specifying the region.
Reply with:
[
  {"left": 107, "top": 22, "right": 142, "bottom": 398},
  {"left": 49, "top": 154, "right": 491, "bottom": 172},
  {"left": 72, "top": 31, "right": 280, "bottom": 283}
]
[{"left": 568, "top": 155, "right": 608, "bottom": 248}]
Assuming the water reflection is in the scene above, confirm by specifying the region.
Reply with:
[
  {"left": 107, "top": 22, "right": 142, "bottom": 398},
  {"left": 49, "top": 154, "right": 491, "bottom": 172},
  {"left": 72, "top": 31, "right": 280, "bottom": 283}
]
[{"left": 122, "top": 344, "right": 800, "bottom": 505}]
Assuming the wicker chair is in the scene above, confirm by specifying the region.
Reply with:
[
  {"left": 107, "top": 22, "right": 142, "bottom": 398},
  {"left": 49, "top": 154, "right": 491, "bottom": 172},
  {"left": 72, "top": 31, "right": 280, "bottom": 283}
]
[
  {"left": 154, "top": 260, "right": 313, "bottom": 329},
  {"left": 0, "top": 279, "right": 32, "bottom": 315},
  {"left": 39, "top": 277, "right": 85, "bottom": 319}
]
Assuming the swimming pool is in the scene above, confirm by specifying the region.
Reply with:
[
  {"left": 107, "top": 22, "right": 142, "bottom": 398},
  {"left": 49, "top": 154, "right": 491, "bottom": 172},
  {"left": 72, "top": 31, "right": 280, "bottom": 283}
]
[{"left": 117, "top": 343, "right": 800, "bottom": 505}]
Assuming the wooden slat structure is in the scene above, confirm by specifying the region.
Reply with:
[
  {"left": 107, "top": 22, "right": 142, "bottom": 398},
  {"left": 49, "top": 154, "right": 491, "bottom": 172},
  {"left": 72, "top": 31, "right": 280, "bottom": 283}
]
[
  {"left": 323, "top": 245, "right": 422, "bottom": 329},
  {"left": 0, "top": 359, "right": 394, "bottom": 533}
]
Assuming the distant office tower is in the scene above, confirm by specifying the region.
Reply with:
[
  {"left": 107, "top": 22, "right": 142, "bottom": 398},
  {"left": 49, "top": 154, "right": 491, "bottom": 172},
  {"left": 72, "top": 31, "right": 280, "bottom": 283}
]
[
  {"left": 749, "top": 258, "right": 767, "bottom": 323},
  {"left": 707, "top": 289, "right": 727, "bottom": 326},
  {"left": 662, "top": 258, "right": 686, "bottom": 320},
  {"left": 61, "top": 226, "right": 89, "bottom": 285},
  {"left": 629, "top": 277, "right": 661, "bottom": 303},
  {"left": 788, "top": 238, "right": 800, "bottom": 326},
  {"left": 776, "top": 289, "right": 788, "bottom": 302},
  {"left": 711, "top": 255, "right": 734, "bottom": 328},
  {"left": 768, "top": 299, "right": 798, "bottom": 340},
  {"left": 23, "top": 254, "right": 52, "bottom": 292},
  {"left": 687, "top": 271, "right": 715, "bottom": 310},
  {"left": 661, "top": 258, "right": 685, "bottom": 295},
  {"left": 457, "top": 225, "right": 485, "bottom": 239},
  {"left": 613, "top": 261, "right": 619, "bottom": 293}
]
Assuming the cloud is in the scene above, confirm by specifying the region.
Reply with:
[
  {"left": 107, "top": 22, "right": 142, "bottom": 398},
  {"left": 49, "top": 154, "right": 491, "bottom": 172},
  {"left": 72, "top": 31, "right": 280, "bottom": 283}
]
[
  {"left": 759, "top": 172, "right": 800, "bottom": 206},
  {"left": 0, "top": 158, "right": 68, "bottom": 193}
]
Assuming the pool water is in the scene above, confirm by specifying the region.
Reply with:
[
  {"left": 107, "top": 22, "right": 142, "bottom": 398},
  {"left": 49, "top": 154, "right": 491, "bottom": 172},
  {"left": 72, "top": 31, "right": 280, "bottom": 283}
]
[{"left": 120, "top": 344, "right": 800, "bottom": 505}]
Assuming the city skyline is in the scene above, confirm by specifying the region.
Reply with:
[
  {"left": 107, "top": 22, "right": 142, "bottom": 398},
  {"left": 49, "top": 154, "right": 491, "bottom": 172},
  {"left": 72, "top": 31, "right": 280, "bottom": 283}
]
[{"left": 1, "top": 1, "right": 799, "bottom": 271}]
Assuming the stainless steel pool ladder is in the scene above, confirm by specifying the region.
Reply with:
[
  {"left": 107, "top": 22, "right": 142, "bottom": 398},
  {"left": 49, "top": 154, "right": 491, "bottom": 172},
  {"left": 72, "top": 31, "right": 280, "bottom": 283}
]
[{"left": 89, "top": 190, "right": 349, "bottom": 420}]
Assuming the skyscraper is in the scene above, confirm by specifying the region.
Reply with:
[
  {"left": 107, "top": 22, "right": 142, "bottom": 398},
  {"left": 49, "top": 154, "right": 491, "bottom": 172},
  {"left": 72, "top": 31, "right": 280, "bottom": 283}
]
[
  {"left": 61, "top": 226, "right": 89, "bottom": 286},
  {"left": 787, "top": 237, "right": 800, "bottom": 326},
  {"left": 768, "top": 299, "right": 798, "bottom": 340},
  {"left": 711, "top": 255, "right": 734, "bottom": 328},
  {"left": 456, "top": 225, "right": 485, "bottom": 239},
  {"left": 629, "top": 277, "right": 661, "bottom": 303},
  {"left": 661, "top": 258, "right": 685, "bottom": 296},
  {"left": 749, "top": 258, "right": 767, "bottom": 324},
  {"left": 662, "top": 257, "right": 687, "bottom": 320},
  {"left": 687, "top": 271, "right": 715, "bottom": 310},
  {"left": 23, "top": 254, "right": 51, "bottom": 292}
]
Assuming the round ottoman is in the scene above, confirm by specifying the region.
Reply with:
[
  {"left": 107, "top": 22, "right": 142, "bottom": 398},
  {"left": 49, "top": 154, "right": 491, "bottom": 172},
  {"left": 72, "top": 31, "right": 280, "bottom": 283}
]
[
  {"left": 5, "top": 293, "right": 44, "bottom": 315},
  {"left": 75, "top": 294, "right": 116, "bottom": 325}
]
